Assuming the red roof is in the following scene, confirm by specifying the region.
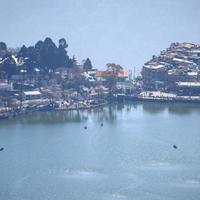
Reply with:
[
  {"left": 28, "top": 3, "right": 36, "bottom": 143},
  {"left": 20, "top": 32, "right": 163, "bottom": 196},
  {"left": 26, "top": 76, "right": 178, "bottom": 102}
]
[{"left": 96, "top": 70, "right": 128, "bottom": 78}]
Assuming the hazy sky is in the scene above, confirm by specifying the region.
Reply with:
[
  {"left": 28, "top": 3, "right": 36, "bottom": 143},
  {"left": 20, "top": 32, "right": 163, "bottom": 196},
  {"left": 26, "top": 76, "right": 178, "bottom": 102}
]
[{"left": 0, "top": 0, "right": 200, "bottom": 72}]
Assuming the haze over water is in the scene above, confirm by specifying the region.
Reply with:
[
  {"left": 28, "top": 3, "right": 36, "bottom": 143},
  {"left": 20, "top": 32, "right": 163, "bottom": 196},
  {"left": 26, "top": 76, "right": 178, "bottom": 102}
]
[
  {"left": 0, "top": 103, "right": 200, "bottom": 200},
  {"left": 1, "top": 0, "right": 200, "bottom": 72}
]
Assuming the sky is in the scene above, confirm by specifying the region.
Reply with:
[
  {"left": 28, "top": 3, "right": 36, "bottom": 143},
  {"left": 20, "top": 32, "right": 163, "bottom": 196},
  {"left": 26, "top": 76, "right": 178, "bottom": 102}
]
[{"left": 0, "top": 0, "right": 200, "bottom": 73}]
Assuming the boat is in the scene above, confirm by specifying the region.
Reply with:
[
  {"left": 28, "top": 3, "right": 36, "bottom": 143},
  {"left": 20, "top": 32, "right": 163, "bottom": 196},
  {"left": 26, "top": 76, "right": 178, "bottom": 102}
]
[
  {"left": 0, "top": 147, "right": 4, "bottom": 151},
  {"left": 0, "top": 113, "right": 9, "bottom": 120}
]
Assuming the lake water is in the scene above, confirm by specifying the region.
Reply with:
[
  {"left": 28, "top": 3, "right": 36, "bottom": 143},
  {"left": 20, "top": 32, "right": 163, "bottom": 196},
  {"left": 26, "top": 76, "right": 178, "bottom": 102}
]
[{"left": 0, "top": 102, "right": 200, "bottom": 200}]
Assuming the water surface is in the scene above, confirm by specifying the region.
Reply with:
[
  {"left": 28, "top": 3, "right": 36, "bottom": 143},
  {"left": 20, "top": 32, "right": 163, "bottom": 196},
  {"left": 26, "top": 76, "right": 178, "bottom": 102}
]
[{"left": 0, "top": 102, "right": 200, "bottom": 200}]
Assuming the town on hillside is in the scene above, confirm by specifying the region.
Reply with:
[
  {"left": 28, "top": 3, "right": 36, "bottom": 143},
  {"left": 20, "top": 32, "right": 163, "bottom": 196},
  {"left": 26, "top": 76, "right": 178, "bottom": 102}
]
[
  {"left": 1, "top": 39, "right": 200, "bottom": 119},
  {"left": 141, "top": 42, "right": 200, "bottom": 99}
]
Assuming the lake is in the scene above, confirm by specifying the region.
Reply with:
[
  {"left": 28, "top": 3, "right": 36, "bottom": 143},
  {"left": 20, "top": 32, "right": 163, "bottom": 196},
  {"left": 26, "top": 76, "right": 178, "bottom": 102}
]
[{"left": 0, "top": 102, "right": 200, "bottom": 200}]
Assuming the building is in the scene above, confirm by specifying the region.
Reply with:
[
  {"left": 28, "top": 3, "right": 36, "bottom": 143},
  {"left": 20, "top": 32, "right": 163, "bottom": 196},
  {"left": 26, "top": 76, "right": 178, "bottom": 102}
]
[
  {"left": 22, "top": 91, "right": 42, "bottom": 100},
  {"left": 141, "top": 42, "right": 200, "bottom": 93},
  {"left": 0, "top": 80, "right": 13, "bottom": 91},
  {"left": 84, "top": 69, "right": 97, "bottom": 82},
  {"left": 176, "top": 82, "right": 200, "bottom": 96},
  {"left": 95, "top": 69, "right": 129, "bottom": 82},
  {"left": 116, "top": 70, "right": 129, "bottom": 81},
  {"left": 141, "top": 64, "right": 167, "bottom": 90},
  {"left": 116, "top": 81, "right": 135, "bottom": 94}
]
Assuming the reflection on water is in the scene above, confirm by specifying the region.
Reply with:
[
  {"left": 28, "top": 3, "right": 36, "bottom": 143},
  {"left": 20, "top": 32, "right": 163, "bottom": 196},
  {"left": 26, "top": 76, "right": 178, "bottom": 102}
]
[
  {"left": 1, "top": 102, "right": 200, "bottom": 125},
  {"left": 167, "top": 103, "right": 200, "bottom": 115},
  {"left": 142, "top": 102, "right": 167, "bottom": 114},
  {"left": 141, "top": 102, "right": 200, "bottom": 115},
  {"left": 3, "top": 110, "right": 89, "bottom": 124}
]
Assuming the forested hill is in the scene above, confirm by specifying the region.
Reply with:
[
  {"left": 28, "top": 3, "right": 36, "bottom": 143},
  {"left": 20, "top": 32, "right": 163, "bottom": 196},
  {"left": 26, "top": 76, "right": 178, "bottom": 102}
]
[{"left": 0, "top": 37, "right": 92, "bottom": 80}]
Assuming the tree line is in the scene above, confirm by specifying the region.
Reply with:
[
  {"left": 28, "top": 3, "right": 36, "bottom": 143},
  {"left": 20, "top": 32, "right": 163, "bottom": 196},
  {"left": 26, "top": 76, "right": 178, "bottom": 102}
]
[{"left": 0, "top": 38, "right": 93, "bottom": 80}]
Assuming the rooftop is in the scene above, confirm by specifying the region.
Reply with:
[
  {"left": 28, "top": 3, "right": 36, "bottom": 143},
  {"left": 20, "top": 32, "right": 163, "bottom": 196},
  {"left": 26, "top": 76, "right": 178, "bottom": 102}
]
[
  {"left": 177, "top": 82, "right": 200, "bottom": 87},
  {"left": 172, "top": 58, "right": 195, "bottom": 65},
  {"left": 23, "top": 91, "right": 41, "bottom": 96},
  {"left": 187, "top": 72, "right": 198, "bottom": 76},
  {"left": 144, "top": 64, "right": 165, "bottom": 70}
]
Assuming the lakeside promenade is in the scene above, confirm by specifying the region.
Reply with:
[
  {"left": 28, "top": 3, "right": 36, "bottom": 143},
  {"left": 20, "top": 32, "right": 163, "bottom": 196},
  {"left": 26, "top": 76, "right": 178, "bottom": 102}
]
[
  {"left": 1, "top": 92, "right": 200, "bottom": 120},
  {"left": 138, "top": 91, "right": 200, "bottom": 103},
  {"left": 0, "top": 99, "right": 109, "bottom": 120}
]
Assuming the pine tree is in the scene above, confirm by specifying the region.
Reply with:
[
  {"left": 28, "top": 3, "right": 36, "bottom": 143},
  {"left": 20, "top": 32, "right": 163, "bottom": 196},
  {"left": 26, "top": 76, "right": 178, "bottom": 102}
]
[{"left": 83, "top": 58, "right": 93, "bottom": 71}]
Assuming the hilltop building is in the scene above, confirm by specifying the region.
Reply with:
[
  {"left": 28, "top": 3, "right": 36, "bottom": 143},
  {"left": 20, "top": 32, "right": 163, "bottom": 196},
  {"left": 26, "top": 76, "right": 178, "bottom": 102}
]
[{"left": 141, "top": 42, "right": 200, "bottom": 95}]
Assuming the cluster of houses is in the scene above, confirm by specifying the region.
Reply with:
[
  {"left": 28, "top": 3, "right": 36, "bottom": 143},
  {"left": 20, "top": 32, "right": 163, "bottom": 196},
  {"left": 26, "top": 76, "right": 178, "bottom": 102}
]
[
  {"left": 141, "top": 42, "right": 200, "bottom": 96},
  {"left": 0, "top": 62, "right": 137, "bottom": 117}
]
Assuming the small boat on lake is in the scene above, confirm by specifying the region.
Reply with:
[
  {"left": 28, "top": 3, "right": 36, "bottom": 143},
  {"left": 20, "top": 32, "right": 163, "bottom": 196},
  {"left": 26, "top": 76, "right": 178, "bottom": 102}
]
[
  {"left": 0, "top": 113, "right": 9, "bottom": 120},
  {"left": 0, "top": 147, "right": 4, "bottom": 151}
]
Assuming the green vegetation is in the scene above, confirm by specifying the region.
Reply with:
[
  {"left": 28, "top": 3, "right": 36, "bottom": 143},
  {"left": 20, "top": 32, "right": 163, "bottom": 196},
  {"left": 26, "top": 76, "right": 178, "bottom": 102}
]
[{"left": 0, "top": 38, "right": 93, "bottom": 81}]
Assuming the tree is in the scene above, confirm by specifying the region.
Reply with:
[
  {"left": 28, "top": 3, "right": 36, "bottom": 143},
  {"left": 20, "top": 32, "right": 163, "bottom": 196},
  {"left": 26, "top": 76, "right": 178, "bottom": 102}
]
[
  {"left": 40, "top": 37, "right": 58, "bottom": 71},
  {"left": 17, "top": 45, "right": 28, "bottom": 58},
  {"left": 0, "top": 37, "right": 79, "bottom": 79},
  {"left": 106, "top": 63, "right": 123, "bottom": 95},
  {"left": 26, "top": 46, "right": 38, "bottom": 76},
  {"left": 106, "top": 63, "right": 123, "bottom": 74},
  {"left": 57, "top": 38, "right": 70, "bottom": 68},
  {"left": 34, "top": 41, "right": 43, "bottom": 70},
  {"left": 68, "top": 56, "right": 77, "bottom": 68},
  {"left": 83, "top": 58, "right": 93, "bottom": 71},
  {"left": 0, "top": 42, "right": 8, "bottom": 58},
  {"left": 59, "top": 38, "right": 68, "bottom": 49},
  {"left": 0, "top": 43, "right": 18, "bottom": 81},
  {"left": 17, "top": 45, "right": 37, "bottom": 77}
]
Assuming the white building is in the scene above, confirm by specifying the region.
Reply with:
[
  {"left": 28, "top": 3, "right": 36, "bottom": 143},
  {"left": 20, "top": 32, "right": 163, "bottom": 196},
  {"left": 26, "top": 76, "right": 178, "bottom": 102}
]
[
  {"left": 0, "top": 81, "right": 13, "bottom": 91},
  {"left": 22, "top": 91, "right": 42, "bottom": 100}
]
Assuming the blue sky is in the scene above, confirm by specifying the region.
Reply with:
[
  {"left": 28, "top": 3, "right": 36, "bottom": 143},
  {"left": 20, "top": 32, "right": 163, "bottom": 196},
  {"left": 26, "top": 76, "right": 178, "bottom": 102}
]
[{"left": 0, "top": 0, "right": 200, "bottom": 73}]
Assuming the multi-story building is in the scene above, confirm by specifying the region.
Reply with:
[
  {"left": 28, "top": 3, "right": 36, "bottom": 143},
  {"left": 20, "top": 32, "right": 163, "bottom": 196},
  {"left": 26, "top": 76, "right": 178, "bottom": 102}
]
[
  {"left": 141, "top": 64, "right": 167, "bottom": 90},
  {"left": 141, "top": 43, "right": 200, "bottom": 95}
]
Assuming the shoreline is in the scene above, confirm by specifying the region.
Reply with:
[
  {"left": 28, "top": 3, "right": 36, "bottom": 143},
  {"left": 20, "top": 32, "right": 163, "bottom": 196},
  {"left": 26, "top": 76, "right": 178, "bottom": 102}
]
[
  {"left": 0, "top": 101, "right": 109, "bottom": 120},
  {"left": 117, "top": 92, "right": 200, "bottom": 104},
  {"left": 1, "top": 96, "right": 200, "bottom": 121},
  {"left": 137, "top": 97, "right": 200, "bottom": 104}
]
